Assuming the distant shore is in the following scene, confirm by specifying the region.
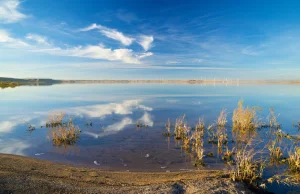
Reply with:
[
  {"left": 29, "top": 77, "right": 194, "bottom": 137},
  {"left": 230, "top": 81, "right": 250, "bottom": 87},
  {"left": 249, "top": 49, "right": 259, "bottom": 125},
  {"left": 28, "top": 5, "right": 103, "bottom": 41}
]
[
  {"left": 0, "top": 154, "right": 254, "bottom": 194},
  {"left": 1, "top": 77, "right": 300, "bottom": 86}
]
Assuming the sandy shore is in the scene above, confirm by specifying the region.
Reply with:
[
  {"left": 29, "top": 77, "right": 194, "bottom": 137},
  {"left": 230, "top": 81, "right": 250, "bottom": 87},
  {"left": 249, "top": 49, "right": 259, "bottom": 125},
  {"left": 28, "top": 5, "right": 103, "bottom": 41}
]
[{"left": 0, "top": 154, "right": 257, "bottom": 194}]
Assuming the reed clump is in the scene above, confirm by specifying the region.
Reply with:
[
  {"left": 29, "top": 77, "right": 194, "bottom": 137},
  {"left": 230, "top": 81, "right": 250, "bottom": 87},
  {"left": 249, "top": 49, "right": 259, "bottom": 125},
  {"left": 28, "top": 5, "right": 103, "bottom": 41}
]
[
  {"left": 230, "top": 148, "right": 265, "bottom": 185},
  {"left": 52, "top": 118, "right": 81, "bottom": 147},
  {"left": 174, "top": 115, "right": 189, "bottom": 140},
  {"left": 288, "top": 147, "right": 300, "bottom": 173},
  {"left": 232, "top": 100, "right": 260, "bottom": 133},
  {"left": 191, "top": 119, "right": 205, "bottom": 167}
]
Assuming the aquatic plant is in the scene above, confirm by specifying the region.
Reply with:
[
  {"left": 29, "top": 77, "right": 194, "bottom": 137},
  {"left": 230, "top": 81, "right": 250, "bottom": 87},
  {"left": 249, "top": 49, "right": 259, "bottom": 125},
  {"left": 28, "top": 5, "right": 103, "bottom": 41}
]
[
  {"left": 232, "top": 100, "right": 260, "bottom": 133},
  {"left": 191, "top": 119, "right": 205, "bottom": 167},
  {"left": 52, "top": 118, "right": 81, "bottom": 147},
  {"left": 230, "top": 148, "right": 265, "bottom": 185},
  {"left": 174, "top": 115, "right": 189, "bottom": 140},
  {"left": 288, "top": 147, "right": 300, "bottom": 173},
  {"left": 217, "top": 109, "right": 227, "bottom": 127}
]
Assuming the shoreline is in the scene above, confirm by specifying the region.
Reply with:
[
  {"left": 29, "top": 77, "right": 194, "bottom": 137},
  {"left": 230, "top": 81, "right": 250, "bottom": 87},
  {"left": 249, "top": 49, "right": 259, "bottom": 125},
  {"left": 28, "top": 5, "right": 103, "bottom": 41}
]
[{"left": 0, "top": 154, "right": 255, "bottom": 194}]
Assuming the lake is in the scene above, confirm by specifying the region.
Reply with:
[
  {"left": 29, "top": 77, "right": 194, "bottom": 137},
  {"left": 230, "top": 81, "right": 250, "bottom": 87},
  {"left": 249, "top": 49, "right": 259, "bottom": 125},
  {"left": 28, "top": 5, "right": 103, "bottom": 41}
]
[{"left": 0, "top": 84, "right": 299, "bottom": 193}]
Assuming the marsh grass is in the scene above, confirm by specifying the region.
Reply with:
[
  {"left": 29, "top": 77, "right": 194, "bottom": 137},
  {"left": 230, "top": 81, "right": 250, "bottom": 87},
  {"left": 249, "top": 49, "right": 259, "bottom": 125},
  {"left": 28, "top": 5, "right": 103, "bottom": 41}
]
[
  {"left": 288, "top": 147, "right": 300, "bottom": 173},
  {"left": 191, "top": 120, "right": 205, "bottom": 167},
  {"left": 52, "top": 118, "right": 81, "bottom": 147},
  {"left": 232, "top": 100, "right": 261, "bottom": 133},
  {"left": 174, "top": 115, "right": 189, "bottom": 140},
  {"left": 161, "top": 100, "right": 299, "bottom": 190}
]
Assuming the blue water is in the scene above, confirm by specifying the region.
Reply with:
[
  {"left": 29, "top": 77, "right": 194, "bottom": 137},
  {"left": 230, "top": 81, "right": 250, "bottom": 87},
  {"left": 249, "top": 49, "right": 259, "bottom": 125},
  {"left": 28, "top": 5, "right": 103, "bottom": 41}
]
[{"left": 0, "top": 84, "right": 299, "bottom": 193}]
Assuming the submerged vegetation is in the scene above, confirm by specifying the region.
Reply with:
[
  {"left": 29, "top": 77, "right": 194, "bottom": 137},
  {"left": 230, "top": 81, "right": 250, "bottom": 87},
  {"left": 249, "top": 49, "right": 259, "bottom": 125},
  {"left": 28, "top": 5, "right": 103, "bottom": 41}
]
[
  {"left": 0, "top": 81, "right": 20, "bottom": 89},
  {"left": 161, "top": 100, "right": 300, "bottom": 190}
]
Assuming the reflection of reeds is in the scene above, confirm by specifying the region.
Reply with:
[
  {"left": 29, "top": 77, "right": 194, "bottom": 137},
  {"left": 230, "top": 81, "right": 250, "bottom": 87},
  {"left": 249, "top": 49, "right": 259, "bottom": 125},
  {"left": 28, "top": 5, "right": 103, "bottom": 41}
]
[
  {"left": 162, "top": 118, "right": 172, "bottom": 137},
  {"left": 46, "top": 112, "right": 66, "bottom": 128}
]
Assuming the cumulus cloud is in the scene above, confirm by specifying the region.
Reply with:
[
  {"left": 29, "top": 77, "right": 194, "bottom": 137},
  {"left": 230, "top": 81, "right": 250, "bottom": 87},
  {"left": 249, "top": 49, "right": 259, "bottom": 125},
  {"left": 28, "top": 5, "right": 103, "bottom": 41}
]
[
  {"left": 0, "top": 0, "right": 27, "bottom": 23},
  {"left": 79, "top": 23, "right": 134, "bottom": 46},
  {"left": 137, "top": 35, "right": 154, "bottom": 51},
  {"left": 26, "top": 33, "right": 50, "bottom": 46}
]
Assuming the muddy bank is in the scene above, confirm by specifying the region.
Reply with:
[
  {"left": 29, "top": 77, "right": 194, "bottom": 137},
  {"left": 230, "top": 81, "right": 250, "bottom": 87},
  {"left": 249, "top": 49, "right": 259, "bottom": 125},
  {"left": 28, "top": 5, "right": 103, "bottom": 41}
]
[{"left": 0, "top": 154, "right": 254, "bottom": 194}]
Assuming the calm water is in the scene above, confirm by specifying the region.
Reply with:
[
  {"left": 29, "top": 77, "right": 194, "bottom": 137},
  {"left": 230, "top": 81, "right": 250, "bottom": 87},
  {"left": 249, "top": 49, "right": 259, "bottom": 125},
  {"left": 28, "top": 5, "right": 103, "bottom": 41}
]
[{"left": 0, "top": 84, "right": 299, "bottom": 192}]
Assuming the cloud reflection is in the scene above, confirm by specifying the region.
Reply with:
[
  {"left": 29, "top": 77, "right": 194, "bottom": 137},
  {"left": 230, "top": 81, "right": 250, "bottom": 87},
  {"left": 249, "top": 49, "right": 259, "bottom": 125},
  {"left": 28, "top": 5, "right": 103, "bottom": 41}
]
[
  {"left": 84, "top": 117, "right": 133, "bottom": 138},
  {"left": 71, "top": 100, "right": 152, "bottom": 118},
  {"left": 0, "top": 139, "right": 30, "bottom": 156}
]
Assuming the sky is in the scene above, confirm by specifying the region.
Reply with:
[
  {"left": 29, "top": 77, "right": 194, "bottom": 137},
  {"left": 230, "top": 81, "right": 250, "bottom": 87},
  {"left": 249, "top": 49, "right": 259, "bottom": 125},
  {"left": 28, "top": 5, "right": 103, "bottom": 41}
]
[{"left": 0, "top": 0, "right": 300, "bottom": 80}]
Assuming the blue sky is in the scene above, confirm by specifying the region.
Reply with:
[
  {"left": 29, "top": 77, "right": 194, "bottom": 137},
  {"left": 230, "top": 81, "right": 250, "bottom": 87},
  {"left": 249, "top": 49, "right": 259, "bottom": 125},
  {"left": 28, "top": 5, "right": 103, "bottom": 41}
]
[{"left": 0, "top": 0, "right": 300, "bottom": 80}]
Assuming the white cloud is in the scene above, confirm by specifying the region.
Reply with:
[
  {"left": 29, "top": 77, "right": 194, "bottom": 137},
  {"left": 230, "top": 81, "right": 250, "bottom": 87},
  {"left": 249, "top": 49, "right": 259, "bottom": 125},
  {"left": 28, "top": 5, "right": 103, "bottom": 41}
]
[
  {"left": 0, "top": 121, "right": 17, "bottom": 133},
  {"left": 137, "top": 35, "right": 154, "bottom": 51},
  {"left": 0, "top": 29, "right": 29, "bottom": 47},
  {"left": 137, "top": 52, "right": 153, "bottom": 59},
  {"left": 166, "top": 60, "right": 181, "bottom": 64},
  {"left": 26, "top": 33, "right": 50, "bottom": 46},
  {"left": 79, "top": 24, "right": 154, "bottom": 50},
  {"left": 100, "top": 28, "right": 134, "bottom": 46},
  {"left": 79, "top": 23, "right": 134, "bottom": 46},
  {"left": 33, "top": 44, "right": 143, "bottom": 64},
  {"left": 0, "top": 0, "right": 27, "bottom": 23}
]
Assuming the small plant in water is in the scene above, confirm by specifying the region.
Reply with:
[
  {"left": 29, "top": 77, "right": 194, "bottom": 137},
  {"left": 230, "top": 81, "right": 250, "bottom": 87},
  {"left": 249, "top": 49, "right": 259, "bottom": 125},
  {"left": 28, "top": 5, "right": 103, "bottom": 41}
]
[
  {"left": 52, "top": 117, "right": 81, "bottom": 147},
  {"left": 191, "top": 119, "right": 205, "bottom": 167},
  {"left": 174, "top": 115, "right": 189, "bottom": 140},
  {"left": 217, "top": 109, "right": 227, "bottom": 127},
  {"left": 232, "top": 100, "right": 260, "bottom": 133},
  {"left": 288, "top": 147, "right": 300, "bottom": 173}
]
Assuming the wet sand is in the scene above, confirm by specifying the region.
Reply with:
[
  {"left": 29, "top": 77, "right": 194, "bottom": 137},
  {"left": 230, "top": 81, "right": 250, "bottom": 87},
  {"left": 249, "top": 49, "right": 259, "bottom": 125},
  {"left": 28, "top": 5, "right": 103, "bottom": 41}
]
[{"left": 0, "top": 154, "right": 255, "bottom": 194}]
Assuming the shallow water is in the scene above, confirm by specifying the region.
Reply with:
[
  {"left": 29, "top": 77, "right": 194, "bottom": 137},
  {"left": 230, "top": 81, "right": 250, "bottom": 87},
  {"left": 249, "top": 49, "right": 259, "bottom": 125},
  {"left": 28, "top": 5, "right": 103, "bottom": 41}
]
[{"left": 0, "top": 84, "right": 299, "bottom": 193}]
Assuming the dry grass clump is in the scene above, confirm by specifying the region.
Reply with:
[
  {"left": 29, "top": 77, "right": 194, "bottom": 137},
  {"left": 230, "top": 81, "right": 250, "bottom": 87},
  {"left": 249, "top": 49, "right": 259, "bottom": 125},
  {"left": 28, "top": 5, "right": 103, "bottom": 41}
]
[
  {"left": 174, "top": 115, "right": 189, "bottom": 140},
  {"left": 288, "top": 147, "right": 300, "bottom": 173},
  {"left": 217, "top": 109, "right": 227, "bottom": 127},
  {"left": 191, "top": 120, "right": 205, "bottom": 167},
  {"left": 232, "top": 100, "right": 260, "bottom": 133},
  {"left": 230, "top": 148, "right": 265, "bottom": 185},
  {"left": 52, "top": 119, "right": 81, "bottom": 147}
]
